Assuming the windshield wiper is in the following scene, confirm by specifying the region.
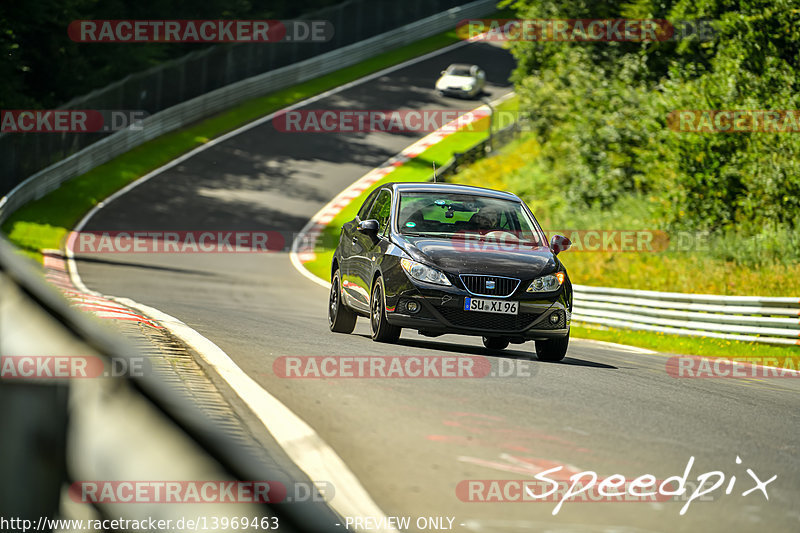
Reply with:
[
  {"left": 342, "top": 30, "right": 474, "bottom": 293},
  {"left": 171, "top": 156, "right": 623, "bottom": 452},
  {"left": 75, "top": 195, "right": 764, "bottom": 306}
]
[{"left": 401, "top": 231, "right": 453, "bottom": 237}]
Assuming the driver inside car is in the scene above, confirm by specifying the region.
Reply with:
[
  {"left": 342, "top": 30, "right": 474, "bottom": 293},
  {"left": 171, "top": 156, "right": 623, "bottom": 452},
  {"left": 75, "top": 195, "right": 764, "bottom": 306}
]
[{"left": 469, "top": 207, "right": 501, "bottom": 232}]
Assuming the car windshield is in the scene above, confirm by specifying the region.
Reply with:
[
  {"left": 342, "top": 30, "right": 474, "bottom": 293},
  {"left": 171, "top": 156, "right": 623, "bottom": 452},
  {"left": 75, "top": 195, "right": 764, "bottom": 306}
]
[
  {"left": 447, "top": 66, "right": 472, "bottom": 77},
  {"left": 397, "top": 191, "right": 544, "bottom": 245}
]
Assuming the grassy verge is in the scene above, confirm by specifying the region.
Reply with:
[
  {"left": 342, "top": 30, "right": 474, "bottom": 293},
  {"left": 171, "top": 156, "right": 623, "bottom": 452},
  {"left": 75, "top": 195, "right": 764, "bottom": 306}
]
[
  {"left": 2, "top": 16, "right": 515, "bottom": 261},
  {"left": 572, "top": 325, "right": 799, "bottom": 359}
]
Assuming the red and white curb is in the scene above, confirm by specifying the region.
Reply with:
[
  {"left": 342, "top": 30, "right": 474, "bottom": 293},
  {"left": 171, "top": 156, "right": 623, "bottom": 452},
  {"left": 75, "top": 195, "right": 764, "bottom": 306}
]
[
  {"left": 290, "top": 92, "right": 515, "bottom": 284},
  {"left": 42, "top": 249, "right": 163, "bottom": 328}
]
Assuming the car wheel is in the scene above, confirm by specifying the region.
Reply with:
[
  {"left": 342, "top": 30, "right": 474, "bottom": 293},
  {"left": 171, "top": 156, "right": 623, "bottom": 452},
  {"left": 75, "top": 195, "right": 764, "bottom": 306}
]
[
  {"left": 534, "top": 335, "right": 569, "bottom": 362},
  {"left": 370, "top": 277, "right": 401, "bottom": 343},
  {"left": 482, "top": 337, "right": 509, "bottom": 351},
  {"left": 329, "top": 269, "right": 356, "bottom": 334}
]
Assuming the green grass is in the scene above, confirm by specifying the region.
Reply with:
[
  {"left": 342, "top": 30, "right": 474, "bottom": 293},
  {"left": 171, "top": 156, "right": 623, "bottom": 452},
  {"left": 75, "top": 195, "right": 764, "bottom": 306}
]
[
  {"left": 571, "top": 324, "right": 800, "bottom": 359},
  {"left": 2, "top": 20, "right": 503, "bottom": 260}
]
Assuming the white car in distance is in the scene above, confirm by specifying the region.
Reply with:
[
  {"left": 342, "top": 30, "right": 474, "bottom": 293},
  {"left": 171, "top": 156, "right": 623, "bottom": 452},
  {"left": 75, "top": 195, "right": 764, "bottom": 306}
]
[{"left": 435, "top": 63, "right": 486, "bottom": 98}]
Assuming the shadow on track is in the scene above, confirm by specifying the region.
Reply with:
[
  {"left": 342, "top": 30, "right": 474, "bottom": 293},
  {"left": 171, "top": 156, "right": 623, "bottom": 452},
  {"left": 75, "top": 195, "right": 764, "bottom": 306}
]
[
  {"left": 72, "top": 255, "right": 219, "bottom": 277},
  {"left": 350, "top": 334, "right": 618, "bottom": 369}
]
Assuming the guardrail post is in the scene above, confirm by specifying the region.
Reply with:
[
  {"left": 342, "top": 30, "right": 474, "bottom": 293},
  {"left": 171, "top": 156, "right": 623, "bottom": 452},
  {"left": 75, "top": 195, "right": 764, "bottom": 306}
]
[{"left": 480, "top": 96, "right": 494, "bottom": 152}]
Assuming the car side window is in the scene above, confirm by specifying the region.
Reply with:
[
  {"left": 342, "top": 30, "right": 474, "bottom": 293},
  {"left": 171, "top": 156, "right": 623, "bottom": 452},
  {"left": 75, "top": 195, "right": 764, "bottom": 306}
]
[
  {"left": 357, "top": 189, "right": 381, "bottom": 220},
  {"left": 367, "top": 190, "right": 392, "bottom": 233}
]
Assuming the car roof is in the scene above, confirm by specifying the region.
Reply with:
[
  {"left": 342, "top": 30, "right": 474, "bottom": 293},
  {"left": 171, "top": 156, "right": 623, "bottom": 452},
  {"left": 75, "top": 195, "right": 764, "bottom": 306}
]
[{"left": 383, "top": 182, "right": 521, "bottom": 202}]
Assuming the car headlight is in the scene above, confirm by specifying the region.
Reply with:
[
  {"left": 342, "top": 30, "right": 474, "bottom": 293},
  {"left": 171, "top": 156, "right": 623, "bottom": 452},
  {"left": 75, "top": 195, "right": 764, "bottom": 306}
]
[
  {"left": 400, "top": 258, "right": 451, "bottom": 286},
  {"left": 526, "top": 272, "right": 565, "bottom": 293},
  {"left": 463, "top": 84, "right": 473, "bottom": 91}
]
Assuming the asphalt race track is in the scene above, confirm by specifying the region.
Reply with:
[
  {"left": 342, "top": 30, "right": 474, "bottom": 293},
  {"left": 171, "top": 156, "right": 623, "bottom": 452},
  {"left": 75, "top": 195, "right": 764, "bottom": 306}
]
[{"left": 73, "top": 40, "right": 800, "bottom": 532}]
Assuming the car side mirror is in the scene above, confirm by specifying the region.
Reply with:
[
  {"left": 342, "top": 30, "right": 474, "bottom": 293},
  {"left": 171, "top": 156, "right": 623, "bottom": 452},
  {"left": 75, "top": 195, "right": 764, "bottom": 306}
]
[
  {"left": 550, "top": 235, "right": 572, "bottom": 255},
  {"left": 358, "top": 219, "right": 380, "bottom": 237},
  {"left": 441, "top": 70, "right": 446, "bottom": 75}
]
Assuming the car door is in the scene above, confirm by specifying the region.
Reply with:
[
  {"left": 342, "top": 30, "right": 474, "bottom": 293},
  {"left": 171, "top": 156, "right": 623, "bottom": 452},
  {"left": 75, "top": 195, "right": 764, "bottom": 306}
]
[
  {"left": 349, "top": 189, "right": 392, "bottom": 312},
  {"left": 340, "top": 188, "right": 380, "bottom": 308}
]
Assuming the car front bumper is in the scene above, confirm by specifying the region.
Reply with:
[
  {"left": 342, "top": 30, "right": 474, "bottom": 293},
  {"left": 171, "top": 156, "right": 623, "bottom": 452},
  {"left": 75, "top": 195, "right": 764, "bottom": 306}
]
[
  {"left": 437, "top": 86, "right": 478, "bottom": 97},
  {"left": 383, "top": 283, "right": 571, "bottom": 341}
]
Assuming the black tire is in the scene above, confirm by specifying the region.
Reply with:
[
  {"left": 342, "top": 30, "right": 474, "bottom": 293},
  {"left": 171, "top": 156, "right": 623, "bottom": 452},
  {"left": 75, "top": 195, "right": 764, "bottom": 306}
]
[
  {"left": 535, "top": 335, "right": 569, "bottom": 362},
  {"left": 482, "top": 337, "right": 509, "bottom": 351},
  {"left": 329, "top": 269, "right": 356, "bottom": 334},
  {"left": 370, "top": 278, "right": 401, "bottom": 343}
]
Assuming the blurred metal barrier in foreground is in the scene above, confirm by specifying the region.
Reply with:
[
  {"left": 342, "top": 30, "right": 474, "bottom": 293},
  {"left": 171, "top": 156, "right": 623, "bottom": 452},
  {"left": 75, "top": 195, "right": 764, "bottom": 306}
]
[
  {"left": 572, "top": 285, "right": 800, "bottom": 346},
  {"left": 0, "top": 236, "right": 342, "bottom": 532}
]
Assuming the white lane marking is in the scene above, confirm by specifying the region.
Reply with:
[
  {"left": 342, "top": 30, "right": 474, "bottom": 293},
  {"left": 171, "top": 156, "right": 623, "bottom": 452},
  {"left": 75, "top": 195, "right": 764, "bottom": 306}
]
[
  {"left": 61, "top": 36, "right": 489, "bottom": 533},
  {"left": 113, "top": 297, "right": 397, "bottom": 531},
  {"left": 571, "top": 337, "right": 658, "bottom": 355},
  {"left": 288, "top": 91, "right": 516, "bottom": 289},
  {"left": 290, "top": 249, "right": 331, "bottom": 289}
]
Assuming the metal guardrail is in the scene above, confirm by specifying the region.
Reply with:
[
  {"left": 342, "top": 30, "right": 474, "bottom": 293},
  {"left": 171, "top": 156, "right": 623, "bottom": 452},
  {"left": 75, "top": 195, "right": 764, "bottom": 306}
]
[
  {"left": 572, "top": 284, "right": 800, "bottom": 346},
  {"left": 0, "top": 0, "right": 496, "bottom": 224}
]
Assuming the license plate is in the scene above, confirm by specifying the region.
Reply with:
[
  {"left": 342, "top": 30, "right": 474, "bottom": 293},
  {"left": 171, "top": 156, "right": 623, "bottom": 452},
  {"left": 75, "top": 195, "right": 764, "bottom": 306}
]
[{"left": 464, "top": 297, "right": 518, "bottom": 315}]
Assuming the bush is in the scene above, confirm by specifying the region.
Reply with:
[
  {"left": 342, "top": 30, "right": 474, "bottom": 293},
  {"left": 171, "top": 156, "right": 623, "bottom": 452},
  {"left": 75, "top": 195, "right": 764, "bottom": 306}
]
[{"left": 498, "top": 0, "right": 800, "bottom": 266}]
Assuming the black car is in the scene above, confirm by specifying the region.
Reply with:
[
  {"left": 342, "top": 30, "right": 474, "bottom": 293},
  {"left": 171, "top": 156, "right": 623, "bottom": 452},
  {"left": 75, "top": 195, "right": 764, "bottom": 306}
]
[{"left": 328, "top": 183, "right": 573, "bottom": 361}]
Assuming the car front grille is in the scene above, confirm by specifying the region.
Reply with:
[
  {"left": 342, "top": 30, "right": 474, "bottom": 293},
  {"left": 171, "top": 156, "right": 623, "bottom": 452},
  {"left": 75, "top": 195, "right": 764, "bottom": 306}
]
[
  {"left": 437, "top": 307, "right": 538, "bottom": 331},
  {"left": 459, "top": 275, "right": 520, "bottom": 297}
]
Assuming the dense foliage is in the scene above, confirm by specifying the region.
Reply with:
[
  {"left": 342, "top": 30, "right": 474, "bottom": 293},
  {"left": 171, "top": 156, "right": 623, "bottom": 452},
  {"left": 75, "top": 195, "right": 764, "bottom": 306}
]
[{"left": 501, "top": 0, "right": 800, "bottom": 263}]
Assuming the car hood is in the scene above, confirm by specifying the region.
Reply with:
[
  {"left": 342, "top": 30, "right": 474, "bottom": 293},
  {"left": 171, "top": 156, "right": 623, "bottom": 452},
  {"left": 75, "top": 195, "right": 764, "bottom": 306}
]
[
  {"left": 396, "top": 235, "right": 558, "bottom": 279},
  {"left": 436, "top": 75, "right": 477, "bottom": 89}
]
